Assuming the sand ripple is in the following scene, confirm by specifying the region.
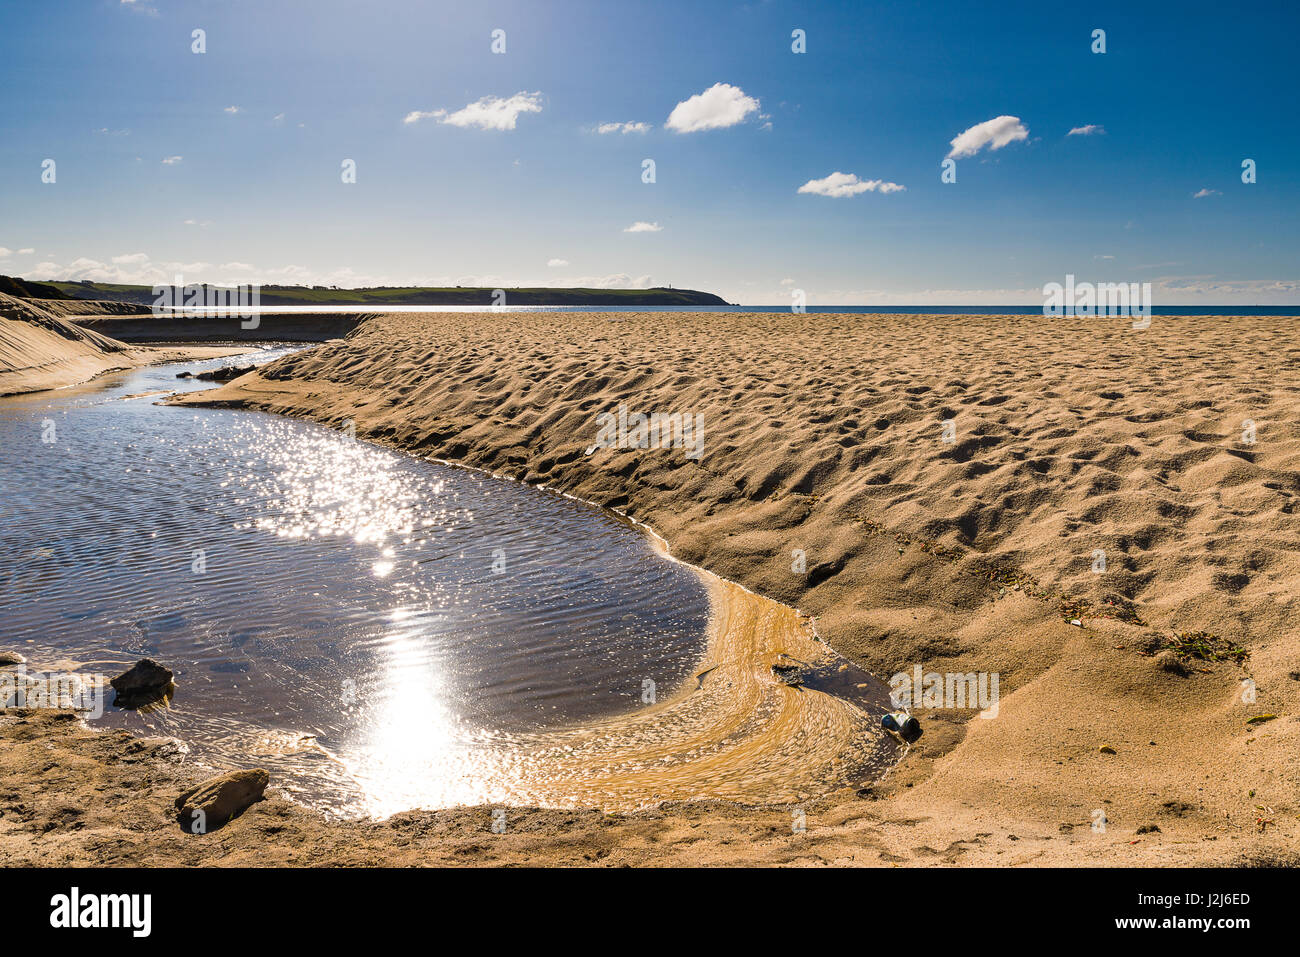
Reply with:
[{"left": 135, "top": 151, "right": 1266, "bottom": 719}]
[{"left": 484, "top": 576, "right": 896, "bottom": 811}]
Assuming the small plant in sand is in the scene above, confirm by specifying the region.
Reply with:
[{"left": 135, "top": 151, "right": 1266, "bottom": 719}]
[
  {"left": 1159, "top": 631, "right": 1249, "bottom": 665},
  {"left": 856, "top": 516, "right": 965, "bottom": 564},
  {"left": 982, "top": 566, "right": 1148, "bottom": 626}
]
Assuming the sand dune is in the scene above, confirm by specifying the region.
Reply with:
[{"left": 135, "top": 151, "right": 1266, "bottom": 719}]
[
  {"left": 5, "top": 309, "right": 1296, "bottom": 866},
  {"left": 168, "top": 310, "right": 1299, "bottom": 864},
  {"left": 36, "top": 298, "right": 155, "bottom": 319},
  {"left": 0, "top": 292, "right": 241, "bottom": 394},
  {"left": 71, "top": 311, "right": 374, "bottom": 343}
]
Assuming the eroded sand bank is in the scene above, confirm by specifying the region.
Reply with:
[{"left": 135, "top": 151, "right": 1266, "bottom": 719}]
[{"left": 0, "top": 293, "right": 241, "bottom": 395}]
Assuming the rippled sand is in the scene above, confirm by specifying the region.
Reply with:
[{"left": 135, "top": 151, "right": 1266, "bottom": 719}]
[
  {"left": 167, "top": 310, "right": 1300, "bottom": 865},
  {"left": 334, "top": 570, "right": 895, "bottom": 815},
  {"left": 505, "top": 577, "right": 894, "bottom": 810}
]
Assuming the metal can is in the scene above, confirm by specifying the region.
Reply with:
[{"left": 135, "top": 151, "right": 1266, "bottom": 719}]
[{"left": 881, "top": 711, "right": 922, "bottom": 744}]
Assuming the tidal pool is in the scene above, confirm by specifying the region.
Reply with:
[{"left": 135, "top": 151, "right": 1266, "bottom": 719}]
[{"left": 0, "top": 349, "right": 894, "bottom": 817}]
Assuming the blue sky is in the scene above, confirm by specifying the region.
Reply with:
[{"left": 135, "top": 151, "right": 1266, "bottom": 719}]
[{"left": 1, "top": 0, "right": 1296, "bottom": 304}]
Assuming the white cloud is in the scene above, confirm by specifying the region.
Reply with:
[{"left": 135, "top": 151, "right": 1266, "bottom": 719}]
[
  {"left": 27, "top": 254, "right": 363, "bottom": 288},
  {"left": 947, "top": 115, "right": 1029, "bottom": 158},
  {"left": 272, "top": 112, "right": 285, "bottom": 124},
  {"left": 35, "top": 248, "right": 1293, "bottom": 307},
  {"left": 1148, "top": 276, "right": 1299, "bottom": 301},
  {"left": 1192, "top": 188, "right": 1221, "bottom": 199},
  {"left": 1068, "top": 124, "right": 1105, "bottom": 136},
  {"left": 0, "top": 248, "right": 10, "bottom": 259},
  {"left": 224, "top": 106, "right": 241, "bottom": 114},
  {"left": 20, "top": 246, "right": 669, "bottom": 296},
  {"left": 161, "top": 155, "right": 183, "bottom": 165},
  {"left": 596, "top": 121, "right": 650, "bottom": 134},
  {"left": 30, "top": 256, "right": 201, "bottom": 285},
  {"left": 18, "top": 248, "right": 34, "bottom": 255},
  {"left": 406, "top": 92, "right": 543, "bottom": 131},
  {"left": 547, "top": 258, "right": 569, "bottom": 267},
  {"left": 21, "top": 252, "right": 656, "bottom": 292},
  {"left": 797, "top": 171, "right": 906, "bottom": 197},
  {"left": 665, "top": 83, "right": 760, "bottom": 133},
  {"left": 744, "top": 275, "right": 1300, "bottom": 307},
  {"left": 444, "top": 271, "right": 654, "bottom": 289},
  {"left": 547, "top": 273, "right": 652, "bottom": 289},
  {"left": 623, "top": 221, "right": 662, "bottom": 233}
]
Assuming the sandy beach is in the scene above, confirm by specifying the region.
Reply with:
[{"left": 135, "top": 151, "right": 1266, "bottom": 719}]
[{"left": 6, "top": 308, "right": 1291, "bottom": 866}]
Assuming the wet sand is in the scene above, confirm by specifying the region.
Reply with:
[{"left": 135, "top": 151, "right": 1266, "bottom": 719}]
[{"left": 445, "top": 570, "right": 896, "bottom": 812}]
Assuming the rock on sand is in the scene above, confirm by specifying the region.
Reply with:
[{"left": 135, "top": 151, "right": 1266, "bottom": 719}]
[
  {"left": 110, "top": 658, "right": 174, "bottom": 707},
  {"left": 175, "top": 769, "right": 270, "bottom": 833}
]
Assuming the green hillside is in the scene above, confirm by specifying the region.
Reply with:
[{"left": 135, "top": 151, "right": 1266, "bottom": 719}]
[
  {"left": 41, "top": 281, "right": 730, "bottom": 307},
  {"left": 0, "top": 275, "right": 76, "bottom": 300}
]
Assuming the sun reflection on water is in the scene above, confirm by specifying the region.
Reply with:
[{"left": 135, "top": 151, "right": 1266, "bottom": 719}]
[
  {"left": 238, "top": 428, "right": 449, "bottom": 548},
  {"left": 214, "top": 424, "right": 538, "bottom": 812},
  {"left": 10, "top": 372, "right": 869, "bottom": 816}
]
